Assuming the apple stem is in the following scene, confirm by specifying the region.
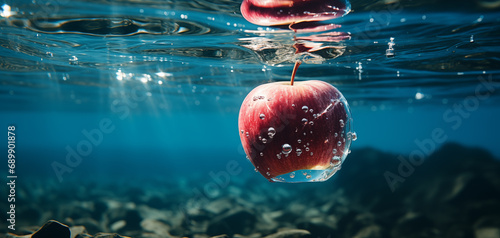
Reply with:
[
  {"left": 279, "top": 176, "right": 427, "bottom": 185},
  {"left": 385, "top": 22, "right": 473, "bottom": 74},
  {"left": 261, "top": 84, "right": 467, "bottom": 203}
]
[{"left": 290, "top": 60, "right": 301, "bottom": 86}]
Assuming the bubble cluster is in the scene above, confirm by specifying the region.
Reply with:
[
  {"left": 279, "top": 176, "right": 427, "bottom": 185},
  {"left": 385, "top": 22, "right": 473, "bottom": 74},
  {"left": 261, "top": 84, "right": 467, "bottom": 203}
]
[{"left": 253, "top": 95, "right": 265, "bottom": 101}]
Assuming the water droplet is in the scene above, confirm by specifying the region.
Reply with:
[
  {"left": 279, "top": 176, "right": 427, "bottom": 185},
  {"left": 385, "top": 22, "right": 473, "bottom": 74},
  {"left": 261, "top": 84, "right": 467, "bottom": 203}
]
[
  {"left": 339, "top": 119, "right": 344, "bottom": 128},
  {"left": 334, "top": 132, "right": 338, "bottom": 137},
  {"left": 282, "top": 144, "right": 292, "bottom": 155},
  {"left": 290, "top": 172, "right": 295, "bottom": 178},
  {"left": 306, "top": 174, "right": 312, "bottom": 179},
  {"left": 296, "top": 148, "right": 302, "bottom": 156},
  {"left": 331, "top": 156, "right": 341, "bottom": 165},
  {"left": 302, "top": 105, "right": 308, "bottom": 112},
  {"left": 240, "top": 130, "right": 244, "bottom": 134},
  {"left": 352, "top": 132, "right": 357, "bottom": 141},
  {"left": 259, "top": 113, "right": 265, "bottom": 120},
  {"left": 297, "top": 139, "right": 302, "bottom": 143},
  {"left": 268, "top": 127, "right": 276, "bottom": 138},
  {"left": 305, "top": 147, "right": 310, "bottom": 151},
  {"left": 254, "top": 168, "right": 258, "bottom": 172},
  {"left": 266, "top": 172, "right": 270, "bottom": 176},
  {"left": 310, "top": 152, "right": 313, "bottom": 156},
  {"left": 69, "top": 56, "right": 79, "bottom": 65},
  {"left": 309, "top": 109, "right": 313, "bottom": 113},
  {"left": 337, "top": 141, "right": 342, "bottom": 146},
  {"left": 277, "top": 153, "right": 282, "bottom": 159},
  {"left": 309, "top": 121, "right": 314, "bottom": 125},
  {"left": 313, "top": 114, "right": 317, "bottom": 118},
  {"left": 292, "top": 104, "right": 295, "bottom": 107},
  {"left": 332, "top": 148, "right": 337, "bottom": 154},
  {"left": 301, "top": 118, "right": 308, "bottom": 124},
  {"left": 262, "top": 138, "right": 267, "bottom": 144},
  {"left": 246, "top": 132, "right": 249, "bottom": 137},
  {"left": 260, "top": 152, "right": 264, "bottom": 156},
  {"left": 259, "top": 135, "right": 262, "bottom": 141}
]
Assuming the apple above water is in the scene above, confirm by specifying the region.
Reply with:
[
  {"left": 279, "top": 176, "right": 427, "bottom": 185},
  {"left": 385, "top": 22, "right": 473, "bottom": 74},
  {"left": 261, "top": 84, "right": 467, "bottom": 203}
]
[
  {"left": 238, "top": 79, "right": 355, "bottom": 182},
  {"left": 240, "top": 0, "right": 351, "bottom": 26}
]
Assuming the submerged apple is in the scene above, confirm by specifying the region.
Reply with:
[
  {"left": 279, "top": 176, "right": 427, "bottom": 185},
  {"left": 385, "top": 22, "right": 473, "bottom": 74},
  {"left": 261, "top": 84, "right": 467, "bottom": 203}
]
[{"left": 238, "top": 73, "right": 355, "bottom": 182}]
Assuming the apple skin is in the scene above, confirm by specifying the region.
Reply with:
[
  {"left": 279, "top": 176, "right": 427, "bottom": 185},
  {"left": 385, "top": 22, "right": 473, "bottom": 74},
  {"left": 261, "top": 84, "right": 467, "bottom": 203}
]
[
  {"left": 238, "top": 80, "right": 353, "bottom": 181},
  {"left": 240, "top": 0, "right": 350, "bottom": 26}
]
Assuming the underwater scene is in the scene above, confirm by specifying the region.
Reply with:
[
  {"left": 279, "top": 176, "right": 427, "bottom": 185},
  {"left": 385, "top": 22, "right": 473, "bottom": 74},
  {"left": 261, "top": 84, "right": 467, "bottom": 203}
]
[{"left": 1, "top": 0, "right": 500, "bottom": 237}]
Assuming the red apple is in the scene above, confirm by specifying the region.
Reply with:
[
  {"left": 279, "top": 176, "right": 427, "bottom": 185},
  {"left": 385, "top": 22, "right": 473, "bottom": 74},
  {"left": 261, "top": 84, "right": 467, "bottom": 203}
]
[
  {"left": 238, "top": 79, "right": 355, "bottom": 182},
  {"left": 240, "top": 0, "right": 351, "bottom": 26}
]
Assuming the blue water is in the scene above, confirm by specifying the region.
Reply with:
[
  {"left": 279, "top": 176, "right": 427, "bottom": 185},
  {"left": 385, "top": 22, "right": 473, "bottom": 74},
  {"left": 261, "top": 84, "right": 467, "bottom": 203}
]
[{"left": 1, "top": 0, "right": 500, "bottom": 235}]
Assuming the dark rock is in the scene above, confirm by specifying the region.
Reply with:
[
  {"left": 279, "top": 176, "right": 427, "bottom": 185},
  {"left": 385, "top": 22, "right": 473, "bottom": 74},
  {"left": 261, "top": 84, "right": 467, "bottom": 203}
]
[
  {"left": 206, "top": 209, "right": 257, "bottom": 236},
  {"left": 31, "top": 220, "right": 70, "bottom": 238},
  {"left": 263, "top": 229, "right": 311, "bottom": 238},
  {"left": 335, "top": 148, "right": 404, "bottom": 211},
  {"left": 123, "top": 210, "right": 142, "bottom": 231}
]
